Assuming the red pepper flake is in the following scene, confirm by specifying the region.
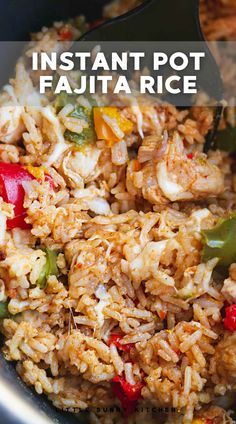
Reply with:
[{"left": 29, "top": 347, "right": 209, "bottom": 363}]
[
  {"left": 187, "top": 153, "right": 193, "bottom": 159},
  {"left": 59, "top": 26, "right": 73, "bottom": 41},
  {"left": 45, "top": 174, "right": 56, "bottom": 190},
  {"left": 205, "top": 420, "right": 214, "bottom": 424},
  {"left": 159, "top": 310, "right": 167, "bottom": 320},
  {"left": 37, "top": 175, "right": 55, "bottom": 190},
  {"left": 108, "top": 333, "right": 133, "bottom": 353},
  {"left": 76, "top": 263, "right": 82, "bottom": 269},
  {"left": 223, "top": 304, "right": 236, "bottom": 332},
  {"left": 112, "top": 374, "right": 144, "bottom": 416}
]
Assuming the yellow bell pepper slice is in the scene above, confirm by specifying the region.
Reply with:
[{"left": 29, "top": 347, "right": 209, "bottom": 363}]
[
  {"left": 26, "top": 165, "right": 47, "bottom": 182},
  {"left": 93, "top": 107, "right": 133, "bottom": 144}
]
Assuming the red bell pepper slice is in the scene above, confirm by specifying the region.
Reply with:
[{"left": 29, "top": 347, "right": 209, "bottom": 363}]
[
  {"left": 0, "top": 162, "right": 34, "bottom": 229},
  {"left": 112, "top": 374, "right": 144, "bottom": 416},
  {"left": 59, "top": 26, "right": 73, "bottom": 41},
  {"left": 108, "top": 333, "right": 133, "bottom": 353},
  {"left": 223, "top": 304, "right": 236, "bottom": 332}
]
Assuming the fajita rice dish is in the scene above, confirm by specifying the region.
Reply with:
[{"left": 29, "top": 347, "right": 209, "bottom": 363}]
[{"left": 0, "top": 1, "right": 236, "bottom": 423}]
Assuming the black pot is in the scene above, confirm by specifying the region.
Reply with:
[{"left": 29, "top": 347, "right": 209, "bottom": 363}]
[
  {"left": 0, "top": 0, "right": 108, "bottom": 87},
  {"left": 0, "top": 0, "right": 106, "bottom": 40},
  {"left": 0, "top": 3, "right": 107, "bottom": 423}
]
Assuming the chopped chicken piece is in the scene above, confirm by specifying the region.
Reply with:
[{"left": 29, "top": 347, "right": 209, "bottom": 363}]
[
  {"left": 61, "top": 147, "right": 101, "bottom": 188},
  {"left": 213, "top": 332, "right": 236, "bottom": 384},
  {"left": 0, "top": 105, "right": 24, "bottom": 143},
  {"left": 222, "top": 277, "right": 236, "bottom": 303},
  {"left": 127, "top": 131, "right": 224, "bottom": 205}
]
